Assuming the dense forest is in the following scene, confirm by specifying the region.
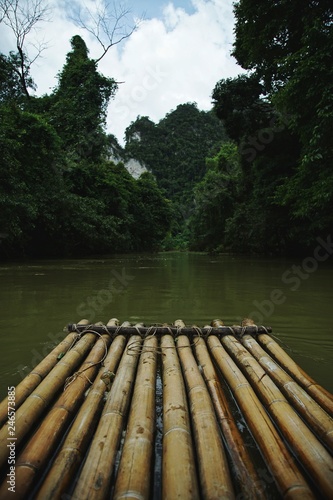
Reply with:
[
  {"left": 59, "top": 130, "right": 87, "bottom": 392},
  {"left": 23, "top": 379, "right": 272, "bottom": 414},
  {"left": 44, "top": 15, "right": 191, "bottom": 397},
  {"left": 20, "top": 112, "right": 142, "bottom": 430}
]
[
  {"left": 190, "top": 0, "right": 333, "bottom": 255},
  {"left": 1, "top": 0, "right": 332, "bottom": 259},
  {"left": 123, "top": 104, "right": 226, "bottom": 250},
  {"left": 0, "top": 34, "right": 173, "bottom": 258}
]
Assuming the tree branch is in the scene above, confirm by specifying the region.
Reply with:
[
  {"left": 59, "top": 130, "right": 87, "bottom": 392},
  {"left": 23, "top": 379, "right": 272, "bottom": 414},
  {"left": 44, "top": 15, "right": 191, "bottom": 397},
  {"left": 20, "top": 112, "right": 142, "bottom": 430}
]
[
  {"left": 71, "top": 1, "right": 142, "bottom": 64},
  {"left": 0, "top": 0, "right": 9, "bottom": 23},
  {"left": 0, "top": 0, "right": 51, "bottom": 96}
]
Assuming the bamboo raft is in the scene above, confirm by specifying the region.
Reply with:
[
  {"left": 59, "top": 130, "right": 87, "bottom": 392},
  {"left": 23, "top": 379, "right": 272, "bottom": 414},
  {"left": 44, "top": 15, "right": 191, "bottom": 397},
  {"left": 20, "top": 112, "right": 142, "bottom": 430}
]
[{"left": 0, "top": 317, "right": 333, "bottom": 499}]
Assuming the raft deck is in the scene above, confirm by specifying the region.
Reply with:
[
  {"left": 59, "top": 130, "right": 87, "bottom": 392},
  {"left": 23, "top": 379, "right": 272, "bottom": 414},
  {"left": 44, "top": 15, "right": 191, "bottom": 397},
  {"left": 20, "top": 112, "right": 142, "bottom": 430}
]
[{"left": 0, "top": 317, "right": 333, "bottom": 499}]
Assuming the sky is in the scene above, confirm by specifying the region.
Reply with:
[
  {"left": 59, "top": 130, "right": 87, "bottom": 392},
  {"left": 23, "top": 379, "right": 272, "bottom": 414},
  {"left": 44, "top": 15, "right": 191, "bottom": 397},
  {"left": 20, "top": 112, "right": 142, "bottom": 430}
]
[{"left": 0, "top": 0, "right": 242, "bottom": 145}]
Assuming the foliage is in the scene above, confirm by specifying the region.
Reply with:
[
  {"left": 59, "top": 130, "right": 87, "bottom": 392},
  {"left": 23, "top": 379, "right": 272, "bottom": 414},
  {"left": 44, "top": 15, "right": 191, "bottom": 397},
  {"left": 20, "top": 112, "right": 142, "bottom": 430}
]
[
  {"left": 133, "top": 172, "right": 173, "bottom": 251},
  {"left": 0, "top": 36, "right": 171, "bottom": 259},
  {"left": 189, "top": 142, "right": 241, "bottom": 251},
  {"left": 125, "top": 103, "right": 226, "bottom": 201},
  {"left": 2, "top": 0, "right": 331, "bottom": 258},
  {"left": 231, "top": 0, "right": 333, "bottom": 249},
  {"left": 47, "top": 35, "right": 118, "bottom": 164},
  {"left": 0, "top": 103, "right": 64, "bottom": 257},
  {"left": 212, "top": 74, "right": 270, "bottom": 142},
  {"left": 124, "top": 103, "right": 227, "bottom": 248},
  {"left": 189, "top": 0, "right": 333, "bottom": 255},
  {"left": 0, "top": 52, "right": 34, "bottom": 103},
  {"left": 232, "top": 0, "right": 332, "bottom": 92}
]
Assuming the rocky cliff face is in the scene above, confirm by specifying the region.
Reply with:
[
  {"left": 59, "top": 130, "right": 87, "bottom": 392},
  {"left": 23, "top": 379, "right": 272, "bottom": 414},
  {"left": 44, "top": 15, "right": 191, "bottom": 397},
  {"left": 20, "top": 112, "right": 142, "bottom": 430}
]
[
  {"left": 107, "top": 135, "right": 148, "bottom": 179},
  {"left": 124, "top": 158, "right": 147, "bottom": 179}
]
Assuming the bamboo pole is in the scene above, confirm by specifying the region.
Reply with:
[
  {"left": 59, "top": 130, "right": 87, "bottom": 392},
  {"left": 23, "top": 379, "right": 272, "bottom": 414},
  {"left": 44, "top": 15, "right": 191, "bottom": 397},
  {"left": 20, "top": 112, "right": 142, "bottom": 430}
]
[
  {"left": 1, "top": 330, "right": 111, "bottom": 500},
  {"left": 257, "top": 333, "right": 333, "bottom": 417},
  {"left": 161, "top": 334, "right": 200, "bottom": 500},
  {"left": 177, "top": 334, "right": 234, "bottom": 499},
  {"left": 0, "top": 319, "right": 97, "bottom": 471},
  {"left": 221, "top": 334, "right": 333, "bottom": 499},
  {"left": 240, "top": 333, "right": 333, "bottom": 453},
  {"left": 207, "top": 335, "right": 315, "bottom": 499},
  {"left": 71, "top": 334, "right": 142, "bottom": 500},
  {"left": 0, "top": 331, "right": 78, "bottom": 427},
  {"left": 35, "top": 322, "right": 126, "bottom": 500},
  {"left": 112, "top": 335, "right": 158, "bottom": 500},
  {"left": 241, "top": 319, "right": 333, "bottom": 416},
  {"left": 193, "top": 335, "right": 265, "bottom": 499}
]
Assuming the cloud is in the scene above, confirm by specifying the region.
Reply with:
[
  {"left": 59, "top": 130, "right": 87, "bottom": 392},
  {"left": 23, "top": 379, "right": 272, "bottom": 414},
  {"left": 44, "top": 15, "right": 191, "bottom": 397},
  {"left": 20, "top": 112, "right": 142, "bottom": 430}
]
[
  {"left": 0, "top": 0, "right": 241, "bottom": 145},
  {"left": 103, "top": 0, "right": 241, "bottom": 143}
]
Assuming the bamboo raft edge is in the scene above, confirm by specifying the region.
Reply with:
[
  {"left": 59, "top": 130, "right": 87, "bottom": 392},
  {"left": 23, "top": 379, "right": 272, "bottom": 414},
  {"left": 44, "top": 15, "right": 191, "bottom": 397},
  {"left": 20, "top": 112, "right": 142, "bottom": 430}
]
[{"left": 66, "top": 323, "right": 273, "bottom": 337}]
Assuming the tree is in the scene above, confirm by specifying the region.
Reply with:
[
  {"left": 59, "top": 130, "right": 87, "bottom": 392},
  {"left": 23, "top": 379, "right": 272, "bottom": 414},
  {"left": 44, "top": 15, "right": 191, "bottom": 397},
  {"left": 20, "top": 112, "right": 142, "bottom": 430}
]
[
  {"left": 212, "top": 74, "right": 272, "bottom": 143},
  {"left": 124, "top": 104, "right": 227, "bottom": 249},
  {"left": 0, "top": 103, "right": 64, "bottom": 257},
  {"left": 125, "top": 103, "right": 226, "bottom": 200},
  {"left": 48, "top": 35, "right": 117, "bottom": 164},
  {"left": 189, "top": 142, "right": 241, "bottom": 251},
  {"left": 232, "top": 0, "right": 332, "bottom": 92},
  {"left": 133, "top": 172, "right": 172, "bottom": 250},
  {"left": 0, "top": 0, "right": 139, "bottom": 104},
  {"left": 0, "top": 52, "right": 30, "bottom": 102},
  {"left": 231, "top": 0, "right": 333, "bottom": 249},
  {"left": 0, "top": 0, "right": 50, "bottom": 97},
  {"left": 0, "top": 20, "right": 172, "bottom": 259}
]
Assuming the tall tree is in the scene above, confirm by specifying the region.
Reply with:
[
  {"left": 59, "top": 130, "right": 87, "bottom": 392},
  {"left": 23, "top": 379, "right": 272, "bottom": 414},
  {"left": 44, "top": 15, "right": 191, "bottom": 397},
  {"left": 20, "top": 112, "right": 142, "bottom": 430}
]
[
  {"left": 233, "top": 0, "right": 333, "bottom": 242},
  {"left": 189, "top": 142, "right": 241, "bottom": 251},
  {"left": 49, "top": 35, "right": 117, "bottom": 164},
  {"left": 212, "top": 74, "right": 271, "bottom": 143},
  {"left": 0, "top": 52, "right": 31, "bottom": 102},
  {"left": 232, "top": 0, "right": 332, "bottom": 92},
  {"left": 206, "top": 0, "right": 333, "bottom": 253},
  {"left": 0, "top": 0, "right": 50, "bottom": 97}
]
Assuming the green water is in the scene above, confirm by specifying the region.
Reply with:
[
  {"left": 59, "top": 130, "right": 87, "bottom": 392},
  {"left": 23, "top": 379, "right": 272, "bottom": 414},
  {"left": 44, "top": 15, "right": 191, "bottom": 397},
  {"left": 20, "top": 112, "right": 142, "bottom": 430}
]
[{"left": 0, "top": 251, "right": 332, "bottom": 400}]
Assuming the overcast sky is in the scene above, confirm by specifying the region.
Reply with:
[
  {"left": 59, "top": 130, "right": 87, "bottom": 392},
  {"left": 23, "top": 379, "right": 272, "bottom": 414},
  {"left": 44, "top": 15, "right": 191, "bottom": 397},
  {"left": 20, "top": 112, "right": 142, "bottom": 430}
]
[{"left": 0, "top": 0, "right": 242, "bottom": 145}]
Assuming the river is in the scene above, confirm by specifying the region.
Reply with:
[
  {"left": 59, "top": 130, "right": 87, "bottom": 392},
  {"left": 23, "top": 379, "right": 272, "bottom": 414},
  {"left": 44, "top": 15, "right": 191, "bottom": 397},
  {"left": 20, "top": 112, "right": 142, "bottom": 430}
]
[{"left": 0, "top": 251, "right": 332, "bottom": 401}]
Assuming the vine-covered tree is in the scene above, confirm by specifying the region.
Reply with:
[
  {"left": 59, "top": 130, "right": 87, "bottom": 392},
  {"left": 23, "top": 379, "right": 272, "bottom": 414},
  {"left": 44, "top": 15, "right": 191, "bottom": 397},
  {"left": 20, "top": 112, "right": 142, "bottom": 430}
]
[{"left": 48, "top": 35, "right": 118, "bottom": 164}]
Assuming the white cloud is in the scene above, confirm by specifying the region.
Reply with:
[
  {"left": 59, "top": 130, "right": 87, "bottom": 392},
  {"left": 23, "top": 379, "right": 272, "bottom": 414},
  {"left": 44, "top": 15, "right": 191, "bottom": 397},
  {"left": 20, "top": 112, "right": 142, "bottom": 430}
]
[
  {"left": 163, "top": 3, "right": 188, "bottom": 29},
  {"left": 0, "top": 0, "right": 241, "bottom": 145},
  {"left": 105, "top": 0, "right": 241, "bottom": 144}
]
